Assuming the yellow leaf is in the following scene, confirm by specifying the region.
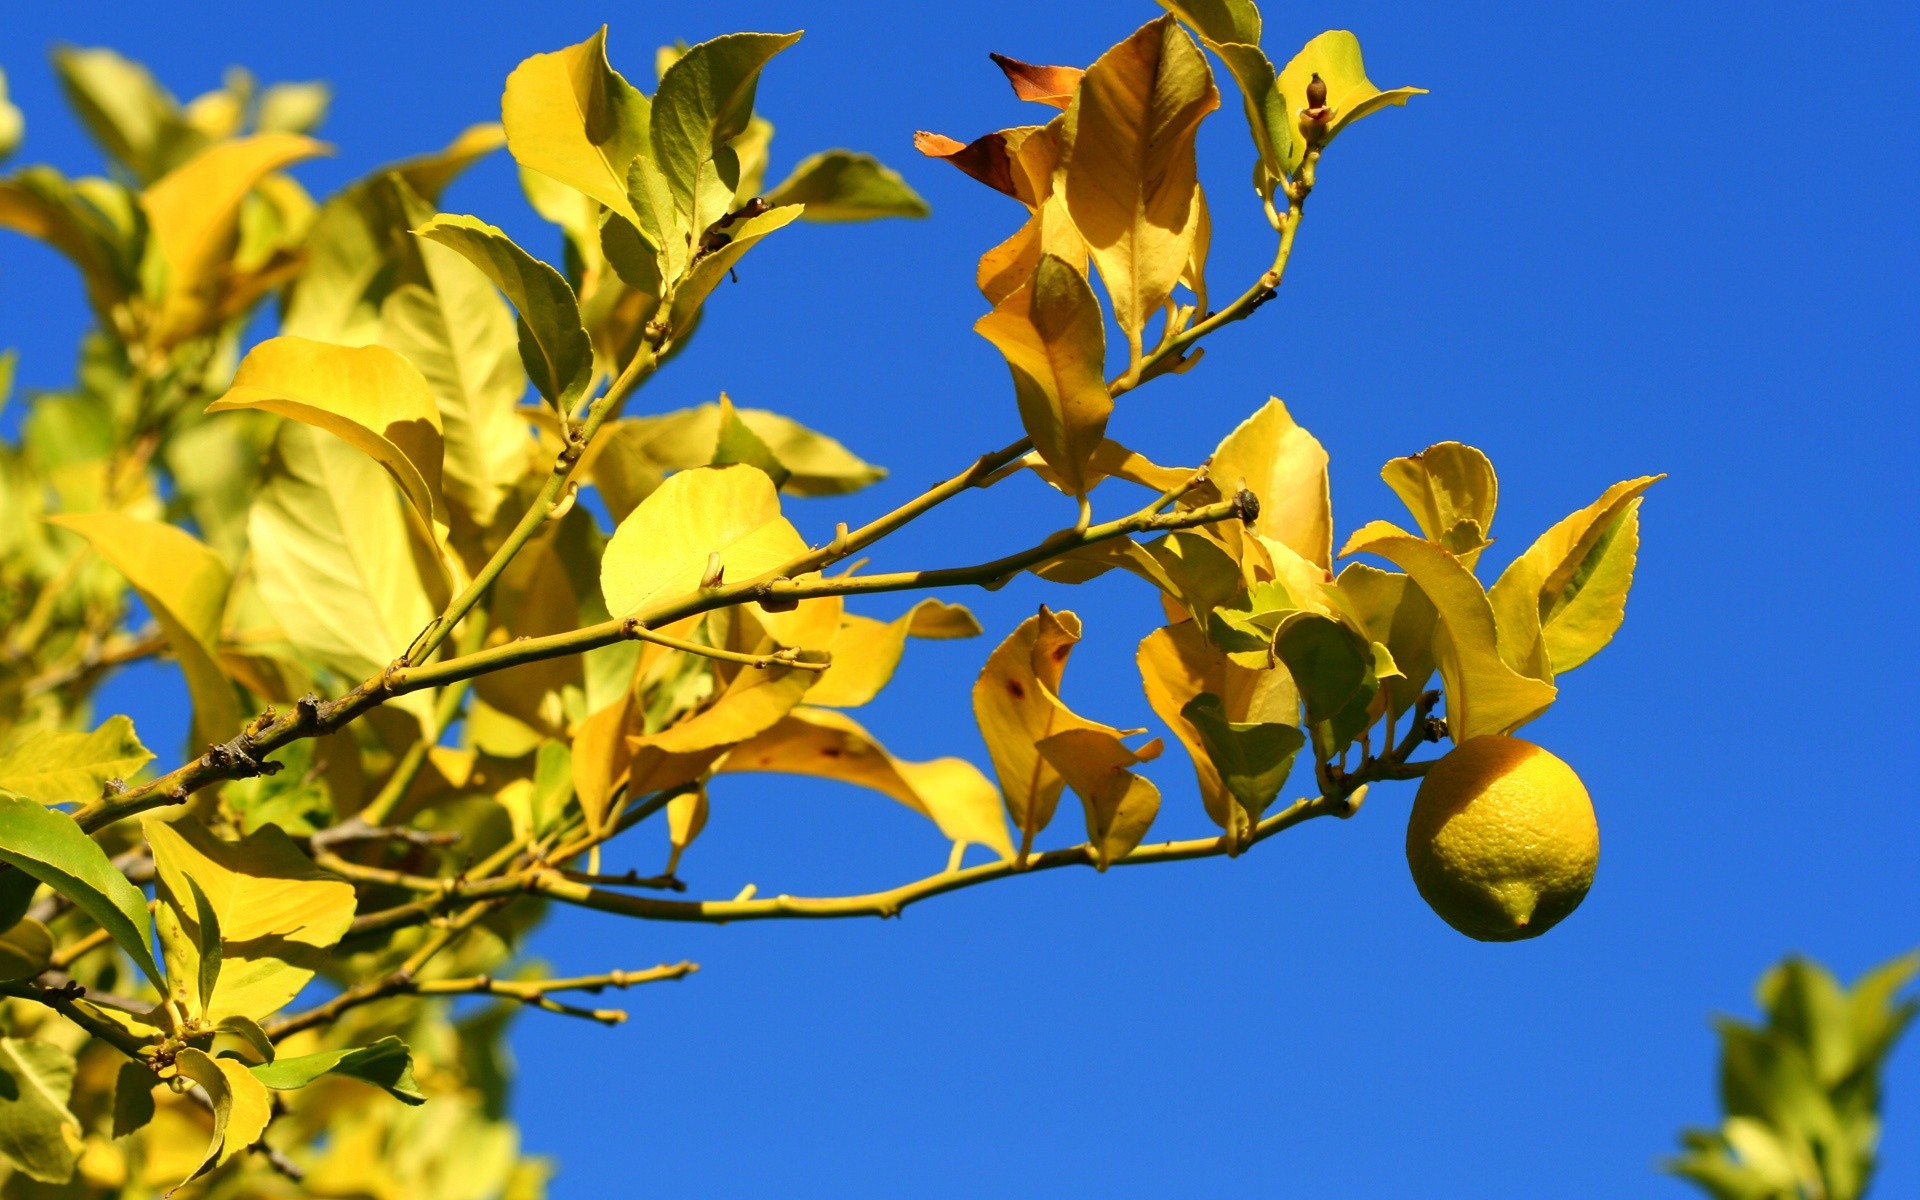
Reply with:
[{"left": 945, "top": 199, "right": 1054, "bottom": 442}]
[
  {"left": 142, "top": 132, "right": 328, "bottom": 337},
  {"left": 171, "top": 1048, "right": 271, "bottom": 1189},
  {"left": 144, "top": 815, "right": 355, "bottom": 1023},
  {"left": 45, "top": 514, "right": 241, "bottom": 746},
  {"left": 1340, "top": 521, "right": 1556, "bottom": 741},
  {"left": 1277, "top": 31, "right": 1425, "bottom": 172},
  {"left": 1156, "top": 0, "right": 1292, "bottom": 195},
  {"left": 809, "top": 598, "right": 984, "bottom": 709},
  {"left": 1137, "top": 620, "right": 1298, "bottom": 832},
  {"left": 572, "top": 692, "right": 634, "bottom": 836},
  {"left": 1035, "top": 728, "right": 1162, "bottom": 868},
  {"left": 210, "top": 336, "right": 448, "bottom": 537},
  {"left": 1381, "top": 442, "right": 1498, "bottom": 567},
  {"left": 501, "top": 28, "right": 651, "bottom": 226},
  {"left": 1489, "top": 475, "right": 1661, "bottom": 675},
  {"left": 600, "top": 464, "right": 806, "bottom": 618},
  {"left": 975, "top": 253, "right": 1111, "bottom": 496},
  {"left": 632, "top": 657, "right": 822, "bottom": 756},
  {"left": 1209, "top": 397, "right": 1333, "bottom": 569},
  {"left": 1024, "top": 436, "right": 1194, "bottom": 496},
  {"left": 1061, "top": 15, "right": 1218, "bottom": 356},
  {"left": 721, "top": 707, "right": 1013, "bottom": 859},
  {"left": 664, "top": 785, "right": 708, "bottom": 874}
]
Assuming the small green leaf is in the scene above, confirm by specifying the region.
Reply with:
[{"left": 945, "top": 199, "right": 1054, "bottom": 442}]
[
  {"left": 250, "top": 1036, "right": 426, "bottom": 1105},
  {"left": 111, "top": 1060, "right": 155, "bottom": 1138},
  {"left": 186, "top": 875, "right": 222, "bottom": 1017},
  {"left": 0, "top": 793, "right": 161, "bottom": 986},
  {"left": 712, "top": 393, "right": 790, "bottom": 488},
  {"left": 0, "top": 715, "right": 152, "bottom": 806},
  {"left": 0, "top": 1038, "right": 80, "bottom": 1184},
  {"left": 1180, "top": 693, "right": 1304, "bottom": 824},
  {"left": 0, "top": 919, "right": 52, "bottom": 983},
  {"left": 666, "top": 202, "right": 803, "bottom": 330},
  {"left": 764, "top": 150, "right": 931, "bottom": 221},
  {"left": 415, "top": 213, "right": 593, "bottom": 413},
  {"left": 652, "top": 32, "right": 802, "bottom": 241},
  {"left": 1270, "top": 612, "right": 1374, "bottom": 728}
]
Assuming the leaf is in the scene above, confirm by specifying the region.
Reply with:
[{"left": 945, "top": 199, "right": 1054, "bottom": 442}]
[
  {"left": 1209, "top": 397, "right": 1332, "bottom": 569},
  {"left": 764, "top": 150, "right": 931, "bottom": 221},
  {"left": 250, "top": 1036, "right": 426, "bottom": 1105},
  {"left": 975, "top": 253, "right": 1111, "bottom": 496},
  {"left": 913, "top": 130, "right": 1023, "bottom": 202},
  {"left": 809, "top": 598, "right": 983, "bottom": 709},
  {"left": 593, "top": 400, "right": 885, "bottom": 501},
  {"left": 0, "top": 920, "right": 51, "bottom": 983},
  {"left": 185, "top": 875, "right": 222, "bottom": 1017},
  {"left": 144, "top": 813, "right": 356, "bottom": 1023},
  {"left": 48, "top": 514, "right": 243, "bottom": 746},
  {"left": 1269, "top": 611, "right": 1374, "bottom": 728},
  {"left": 0, "top": 167, "right": 136, "bottom": 323},
  {"left": 1180, "top": 693, "right": 1304, "bottom": 825},
  {"left": 1061, "top": 16, "right": 1219, "bottom": 353},
  {"left": 712, "top": 393, "right": 790, "bottom": 488},
  {"left": 501, "top": 28, "right": 652, "bottom": 226},
  {"left": 1382, "top": 442, "right": 1499, "bottom": 567},
  {"left": 0, "top": 1038, "right": 80, "bottom": 1184},
  {"left": 0, "top": 793, "right": 161, "bottom": 985},
  {"left": 111, "top": 1061, "right": 156, "bottom": 1138},
  {"left": 989, "top": 54, "right": 1085, "bottom": 109},
  {"left": 665, "top": 785, "right": 708, "bottom": 874},
  {"left": 1156, "top": 0, "right": 1291, "bottom": 195},
  {"left": 666, "top": 202, "right": 804, "bottom": 330},
  {"left": 632, "top": 656, "right": 824, "bottom": 756},
  {"left": 172, "top": 1047, "right": 271, "bottom": 1189},
  {"left": 210, "top": 336, "right": 447, "bottom": 537},
  {"left": 1276, "top": 31, "right": 1425, "bottom": 172},
  {"left": 416, "top": 213, "right": 593, "bottom": 413},
  {"left": 721, "top": 708, "right": 1013, "bottom": 859},
  {"left": 258, "top": 81, "right": 331, "bottom": 135},
  {"left": 1335, "top": 561, "right": 1437, "bottom": 718},
  {"left": 0, "top": 71, "right": 22, "bottom": 163},
  {"left": 141, "top": 132, "right": 329, "bottom": 335},
  {"left": 651, "top": 32, "right": 802, "bottom": 243},
  {"left": 50, "top": 46, "right": 193, "bottom": 182},
  {"left": 0, "top": 715, "right": 152, "bottom": 806},
  {"left": 1341, "top": 522, "right": 1558, "bottom": 741},
  {"left": 1033, "top": 727, "right": 1163, "bottom": 868},
  {"left": 572, "top": 693, "right": 634, "bottom": 837},
  {"left": 1488, "top": 476, "right": 1662, "bottom": 675},
  {"left": 247, "top": 423, "right": 437, "bottom": 714},
  {"left": 601, "top": 464, "right": 805, "bottom": 618}
]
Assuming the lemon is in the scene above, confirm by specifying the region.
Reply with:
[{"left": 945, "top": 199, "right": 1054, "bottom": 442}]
[{"left": 1405, "top": 734, "right": 1598, "bottom": 942}]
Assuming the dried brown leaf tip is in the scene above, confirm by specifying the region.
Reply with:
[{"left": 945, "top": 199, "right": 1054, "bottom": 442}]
[
  {"left": 913, "top": 129, "right": 1020, "bottom": 199},
  {"left": 989, "top": 53, "right": 1084, "bottom": 109}
]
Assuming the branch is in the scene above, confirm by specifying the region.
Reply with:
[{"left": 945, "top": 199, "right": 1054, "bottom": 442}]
[{"left": 412, "top": 963, "right": 699, "bottom": 1024}]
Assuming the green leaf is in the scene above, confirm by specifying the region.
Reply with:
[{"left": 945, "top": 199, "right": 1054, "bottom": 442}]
[
  {"left": 0, "top": 793, "right": 161, "bottom": 986},
  {"left": 764, "top": 150, "right": 931, "bottom": 221},
  {"left": 1180, "top": 692, "right": 1304, "bottom": 824},
  {"left": 144, "top": 814, "right": 356, "bottom": 1023},
  {"left": 250, "top": 1036, "right": 426, "bottom": 1105},
  {"left": 1271, "top": 611, "right": 1374, "bottom": 729},
  {"left": 47, "top": 515, "right": 244, "bottom": 746},
  {"left": 1276, "top": 31, "right": 1425, "bottom": 173},
  {"left": 651, "top": 32, "right": 802, "bottom": 243},
  {"left": 501, "top": 28, "right": 652, "bottom": 227},
  {"left": 711, "top": 393, "right": 790, "bottom": 488},
  {"left": 0, "top": 1038, "right": 80, "bottom": 1184},
  {"left": 592, "top": 400, "right": 884, "bottom": 505},
  {"left": 257, "top": 81, "right": 331, "bottom": 135},
  {"left": 416, "top": 213, "right": 593, "bottom": 413},
  {"left": 50, "top": 46, "right": 193, "bottom": 182},
  {"left": 110, "top": 1060, "right": 155, "bottom": 1139},
  {"left": 1155, "top": 0, "right": 1292, "bottom": 195},
  {"left": 0, "top": 919, "right": 52, "bottom": 983},
  {"left": 0, "top": 715, "right": 152, "bottom": 806},
  {"left": 666, "top": 202, "right": 804, "bottom": 330}
]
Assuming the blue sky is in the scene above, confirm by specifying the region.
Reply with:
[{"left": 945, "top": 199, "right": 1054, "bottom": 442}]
[{"left": 2, "top": 1, "right": 1916, "bottom": 1196}]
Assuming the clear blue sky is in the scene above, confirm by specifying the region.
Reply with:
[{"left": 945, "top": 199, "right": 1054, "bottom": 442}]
[{"left": 3, "top": 1, "right": 1915, "bottom": 1196}]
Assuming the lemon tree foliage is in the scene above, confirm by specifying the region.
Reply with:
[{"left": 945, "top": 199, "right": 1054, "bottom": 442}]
[
  {"left": 0, "top": 6, "right": 1661, "bottom": 1193},
  {"left": 1668, "top": 951, "right": 1918, "bottom": 1200}
]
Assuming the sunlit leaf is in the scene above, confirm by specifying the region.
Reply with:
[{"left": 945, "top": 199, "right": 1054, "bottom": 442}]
[
  {"left": 592, "top": 399, "right": 885, "bottom": 507},
  {"left": 712, "top": 393, "right": 790, "bottom": 488},
  {"left": 172, "top": 1047, "right": 271, "bottom": 1188},
  {"left": 1156, "top": 0, "right": 1290, "bottom": 195},
  {"left": 0, "top": 793, "right": 161, "bottom": 985},
  {"left": 809, "top": 598, "right": 983, "bottom": 709},
  {"left": 501, "top": 28, "right": 651, "bottom": 226},
  {"left": 666, "top": 202, "right": 803, "bottom": 329},
  {"left": 251, "top": 1036, "right": 425, "bottom": 1105},
  {"left": 0, "top": 71, "right": 22, "bottom": 163},
  {"left": 764, "top": 149, "right": 931, "bottom": 221},
  {"left": 722, "top": 707, "right": 1013, "bottom": 859},
  {"left": 1382, "top": 441, "right": 1498, "bottom": 567},
  {"left": 1341, "top": 521, "right": 1557, "bottom": 741},
  {"left": 989, "top": 54, "right": 1084, "bottom": 109},
  {"left": 601, "top": 463, "right": 806, "bottom": 618},
  {"left": 1061, "top": 15, "right": 1218, "bottom": 355},
  {"left": 1335, "top": 560, "right": 1437, "bottom": 718},
  {"left": 50, "top": 46, "right": 191, "bottom": 182},
  {"left": 145, "top": 813, "right": 356, "bottom": 1023},
  {"left": 0, "top": 167, "right": 136, "bottom": 323},
  {"left": 631, "top": 655, "right": 824, "bottom": 756},
  {"left": 1033, "top": 726, "right": 1163, "bottom": 868},
  {"left": 416, "top": 213, "right": 594, "bottom": 413},
  {"left": 1276, "top": 30, "right": 1425, "bottom": 172},
  {"left": 46, "top": 514, "right": 242, "bottom": 746},
  {"left": 571, "top": 692, "right": 634, "bottom": 837},
  {"left": 0, "top": 714, "right": 152, "bottom": 807},
  {"left": 0, "top": 1038, "right": 80, "bottom": 1184},
  {"left": 652, "top": 32, "right": 801, "bottom": 243},
  {"left": 975, "top": 253, "right": 1110, "bottom": 495}
]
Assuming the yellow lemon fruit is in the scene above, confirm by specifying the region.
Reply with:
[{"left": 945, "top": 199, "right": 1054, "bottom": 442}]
[{"left": 1405, "top": 734, "right": 1598, "bottom": 942}]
